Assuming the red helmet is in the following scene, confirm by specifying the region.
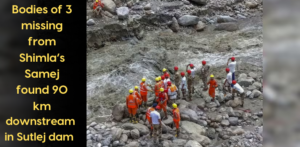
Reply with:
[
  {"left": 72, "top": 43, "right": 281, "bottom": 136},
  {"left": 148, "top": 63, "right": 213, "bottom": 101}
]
[
  {"left": 231, "top": 57, "right": 235, "bottom": 61},
  {"left": 164, "top": 89, "right": 168, "bottom": 93},
  {"left": 202, "top": 60, "right": 206, "bottom": 65},
  {"left": 187, "top": 70, "right": 191, "bottom": 74},
  {"left": 161, "top": 75, "right": 165, "bottom": 80},
  {"left": 232, "top": 80, "right": 237, "bottom": 84},
  {"left": 174, "top": 66, "right": 178, "bottom": 71},
  {"left": 167, "top": 81, "right": 172, "bottom": 86},
  {"left": 156, "top": 106, "right": 161, "bottom": 110},
  {"left": 165, "top": 73, "right": 170, "bottom": 78},
  {"left": 190, "top": 64, "right": 194, "bottom": 67},
  {"left": 226, "top": 68, "right": 230, "bottom": 72},
  {"left": 181, "top": 72, "right": 185, "bottom": 76}
]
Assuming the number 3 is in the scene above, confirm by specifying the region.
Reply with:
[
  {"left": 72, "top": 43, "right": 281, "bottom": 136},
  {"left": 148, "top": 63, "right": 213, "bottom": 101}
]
[{"left": 66, "top": 5, "right": 72, "bottom": 14}]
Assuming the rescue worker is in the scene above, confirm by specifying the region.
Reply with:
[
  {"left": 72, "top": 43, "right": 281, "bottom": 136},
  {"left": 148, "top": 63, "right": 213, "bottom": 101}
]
[
  {"left": 167, "top": 81, "right": 178, "bottom": 104},
  {"left": 164, "top": 73, "right": 171, "bottom": 89},
  {"left": 133, "top": 86, "right": 143, "bottom": 118},
  {"left": 187, "top": 70, "right": 193, "bottom": 101},
  {"left": 160, "top": 76, "right": 165, "bottom": 89},
  {"left": 232, "top": 80, "right": 245, "bottom": 107},
  {"left": 126, "top": 89, "right": 139, "bottom": 123},
  {"left": 162, "top": 68, "right": 169, "bottom": 77},
  {"left": 223, "top": 68, "right": 232, "bottom": 95},
  {"left": 172, "top": 103, "right": 181, "bottom": 137},
  {"left": 93, "top": 0, "right": 104, "bottom": 17},
  {"left": 180, "top": 72, "right": 188, "bottom": 99},
  {"left": 158, "top": 88, "right": 168, "bottom": 120},
  {"left": 186, "top": 64, "right": 196, "bottom": 93},
  {"left": 146, "top": 103, "right": 157, "bottom": 137},
  {"left": 207, "top": 74, "right": 218, "bottom": 101},
  {"left": 150, "top": 105, "right": 162, "bottom": 144},
  {"left": 154, "top": 77, "right": 161, "bottom": 99},
  {"left": 140, "top": 78, "right": 153, "bottom": 108},
  {"left": 200, "top": 60, "right": 210, "bottom": 91},
  {"left": 174, "top": 66, "right": 181, "bottom": 99},
  {"left": 227, "top": 57, "right": 236, "bottom": 80}
]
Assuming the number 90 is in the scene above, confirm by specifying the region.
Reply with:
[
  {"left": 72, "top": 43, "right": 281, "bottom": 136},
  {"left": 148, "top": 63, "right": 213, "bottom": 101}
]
[{"left": 52, "top": 85, "right": 68, "bottom": 94}]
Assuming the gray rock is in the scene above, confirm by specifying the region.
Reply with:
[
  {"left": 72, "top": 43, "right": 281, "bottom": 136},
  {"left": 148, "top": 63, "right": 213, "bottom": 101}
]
[
  {"left": 190, "top": 134, "right": 211, "bottom": 146},
  {"left": 181, "top": 121, "right": 206, "bottom": 135},
  {"left": 122, "top": 130, "right": 130, "bottom": 136},
  {"left": 253, "top": 82, "right": 262, "bottom": 89},
  {"left": 180, "top": 108, "right": 198, "bottom": 122},
  {"left": 216, "top": 16, "right": 237, "bottom": 23},
  {"left": 121, "top": 123, "right": 149, "bottom": 135},
  {"left": 215, "top": 115, "right": 223, "bottom": 122},
  {"left": 197, "top": 120, "right": 207, "bottom": 126},
  {"left": 215, "top": 22, "right": 239, "bottom": 32},
  {"left": 111, "top": 128, "right": 123, "bottom": 141},
  {"left": 97, "top": 143, "right": 102, "bottom": 147},
  {"left": 228, "top": 117, "right": 239, "bottom": 125},
  {"left": 170, "top": 17, "right": 180, "bottom": 32},
  {"left": 246, "top": 91, "right": 252, "bottom": 97},
  {"left": 87, "top": 140, "right": 93, "bottom": 147},
  {"left": 144, "top": 3, "right": 151, "bottom": 10},
  {"left": 173, "top": 139, "right": 187, "bottom": 146},
  {"left": 184, "top": 140, "right": 202, "bottom": 147},
  {"left": 163, "top": 115, "right": 173, "bottom": 125},
  {"left": 188, "top": 0, "right": 207, "bottom": 5},
  {"left": 162, "top": 140, "right": 172, "bottom": 147},
  {"left": 237, "top": 14, "right": 246, "bottom": 19},
  {"left": 90, "top": 122, "right": 98, "bottom": 127},
  {"left": 238, "top": 78, "right": 254, "bottom": 87},
  {"left": 195, "top": 21, "right": 206, "bottom": 31},
  {"left": 250, "top": 89, "right": 262, "bottom": 98},
  {"left": 119, "top": 134, "right": 128, "bottom": 143},
  {"left": 87, "top": 134, "right": 93, "bottom": 140},
  {"left": 246, "top": 1, "right": 259, "bottom": 8},
  {"left": 221, "top": 120, "right": 230, "bottom": 126},
  {"left": 130, "top": 129, "right": 140, "bottom": 139},
  {"left": 116, "top": 7, "right": 129, "bottom": 20},
  {"left": 102, "top": 135, "right": 112, "bottom": 146},
  {"left": 238, "top": 73, "right": 247, "bottom": 80},
  {"left": 112, "top": 141, "right": 119, "bottom": 147},
  {"left": 126, "top": 141, "right": 139, "bottom": 147},
  {"left": 102, "top": 0, "right": 116, "bottom": 13},
  {"left": 181, "top": 114, "right": 190, "bottom": 121},
  {"left": 248, "top": 72, "right": 257, "bottom": 79},
  {"left": 227, "top": 107, "right": 235, "bottom": 116},
  {"left": 87, "top": 130, "right": 91, "bottom": 134},
  {"left": 206, "top": 128, "right": 216, "bottom": 139},
  {"left": 232, "top": 127, "right": 245, "bottom": 135},
  {"left": 178, "top": 15, "right": 200, "bottom": 26},
  {"left": 112, "top": 104, "right": 125, "bottom": 121},
  {"left": 87, "top": 19, "right": 95, "bottom": 26}
]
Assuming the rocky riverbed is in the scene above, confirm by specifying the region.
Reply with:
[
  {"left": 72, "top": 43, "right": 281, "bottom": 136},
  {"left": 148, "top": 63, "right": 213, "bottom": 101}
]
[{"left": 86, "top": 0, "right": 263, "bottom": 146}]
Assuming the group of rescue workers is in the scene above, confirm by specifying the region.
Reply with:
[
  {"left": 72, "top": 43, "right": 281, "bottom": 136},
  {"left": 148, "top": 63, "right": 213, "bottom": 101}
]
[{"left": 126, "top": 57, "right": 246, "bottom": 143}]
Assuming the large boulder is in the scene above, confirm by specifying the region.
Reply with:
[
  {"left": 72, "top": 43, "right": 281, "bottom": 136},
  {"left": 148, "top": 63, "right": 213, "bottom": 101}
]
[
  {"left": 119, "top": 134, "right": 128, "bottom": 143},
  {"left": 121, "top": 123, "right": 149, "bottom": 135},
  {"left": 102, "top": 0, "right": 116, "bottom": 13},
  {"left": 188, "top": 0, "right": 207, "bottom": 5},
  {"left": 162, "top": 115, "right": 173, "bottom": 125},
  {"left": 238, "top": 78, "right": 254, "bottom": 87},
  {"left": 130, "top": 129, "right": 140, "bottom": 139},
  {"left": 173, "top": 139, "right": 187, "bottom": 146},
  {"left": 178, "top": 15, "right": 199, "bottom": 26},
  {"left": 250, "top": 89, "right": 262, "bottom": 98},
  {"left": 112, "top": 104, "right": 125, "bottom": 121},
  {"left": 216, "top": 16, "right": 237, "bottom": 23},
  {"left": 111, "top": 128, "right": 123, "bottom": 141},
  {"left": 185, "top": 140, "right": 202, "bottom": 147},
  {"left": 116, "top": 7, "right": 129, "bottom": 19},
  {"left": 215, "top": 23, "right": 239, "bottom": 32},
  {"left": 190, "top": 134, "right": 211, "bottom": 146},
  {"left": 181, "top": 121, "right": 206, "bottom": 135},
  {"left": 180, "top": 108, "right": 198, "bottom": 122}
]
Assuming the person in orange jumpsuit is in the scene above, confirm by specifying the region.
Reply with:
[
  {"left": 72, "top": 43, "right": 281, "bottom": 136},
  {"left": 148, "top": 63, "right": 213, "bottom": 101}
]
[
  {"left": 126, "top": 89, "right": 139, "bottom": 123},
  {"left": 133, "top": 86, "right": 142, "bottom": 118},
  {"left": 154, "top": 77, "right": 161, "bottom": 100},
  {"left": 158, "top": 88, "right": 168, "bottom": 120},
  {"left": 162, "top": 68, "right": 169, "bottom": 78},
  {"left": 140, "top": 78, "right": 153, "bottom": 108},
  {"left": 207, "top": 74, "right": 218, "bottom": 101},
  {"left": 172, "top": 103, "right": 181, "bottom": 137},
  {"left": 93, "top": 0, "right": 104, "bottom": 10},
  {"left": 146, "top": 103, "right": 157, "bottom": 137}
]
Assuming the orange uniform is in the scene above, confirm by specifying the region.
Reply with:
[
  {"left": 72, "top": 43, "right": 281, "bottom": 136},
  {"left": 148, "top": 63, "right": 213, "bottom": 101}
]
[
  {"left": 146, "top": 107, "right": 155, "bottom": 129},
  {"left": 208, "top": 79, "right": 218, "bottom": 98},
  {"left": 158, "top": 92, "right": 168, "bottom": 112},
  {"left": 172, "top": 108, "right": 181, "bottom": 129},
  {"left": 126, "top": 94, "right": 138, "bottom": 115},
  {"left": 133, "top": 91, "right": 142, "bottom": 106},
  {"left": 93, "top": 1, "right": 104, "bottom": 10},
  {"left": 154, "top": 82, "right": 161, "bottom": 97},
  {"left": 140, "top": 82, "right": 148, "bottom": 103}
]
